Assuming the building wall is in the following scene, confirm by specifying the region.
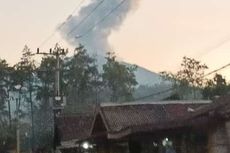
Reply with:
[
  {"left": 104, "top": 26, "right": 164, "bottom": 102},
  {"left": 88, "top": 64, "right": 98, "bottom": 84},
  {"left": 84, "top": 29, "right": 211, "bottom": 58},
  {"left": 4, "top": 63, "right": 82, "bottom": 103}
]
[
  {"left": 208, "top": 121, "right": 230, "bottom": 153},
  {"left": 96, "top": 141, "right": 129, "bottom": 153}
]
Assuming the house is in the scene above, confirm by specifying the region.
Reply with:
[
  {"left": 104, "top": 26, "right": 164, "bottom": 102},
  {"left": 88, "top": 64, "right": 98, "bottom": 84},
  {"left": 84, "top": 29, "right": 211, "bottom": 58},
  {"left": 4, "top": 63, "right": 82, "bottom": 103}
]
[
  {"left": 55, "top": 95, "right": 230, "bottom": 153},
  {"left": 55, "top": 114, "right": 94, "bottom": 153}
]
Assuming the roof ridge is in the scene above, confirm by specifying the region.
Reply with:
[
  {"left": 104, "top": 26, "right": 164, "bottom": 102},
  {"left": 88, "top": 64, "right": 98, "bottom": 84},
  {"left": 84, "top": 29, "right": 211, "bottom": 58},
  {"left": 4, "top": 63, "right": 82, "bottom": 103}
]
[{"left": 100, "top": 100, "right": 212, "bottom": 107}]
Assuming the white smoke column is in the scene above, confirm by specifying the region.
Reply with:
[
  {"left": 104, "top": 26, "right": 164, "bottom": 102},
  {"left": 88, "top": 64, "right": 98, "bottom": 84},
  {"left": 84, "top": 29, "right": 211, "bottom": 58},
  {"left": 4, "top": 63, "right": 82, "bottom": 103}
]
[{"left": 59, "top": 0, "right": 139, "bottom": 55}]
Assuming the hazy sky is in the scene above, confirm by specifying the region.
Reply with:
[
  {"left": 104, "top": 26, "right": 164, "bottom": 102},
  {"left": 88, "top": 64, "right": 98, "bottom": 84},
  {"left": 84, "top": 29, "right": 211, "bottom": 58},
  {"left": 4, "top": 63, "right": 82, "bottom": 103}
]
[{"left": 1, "top": 0, "right": 230, "bottom": 79}]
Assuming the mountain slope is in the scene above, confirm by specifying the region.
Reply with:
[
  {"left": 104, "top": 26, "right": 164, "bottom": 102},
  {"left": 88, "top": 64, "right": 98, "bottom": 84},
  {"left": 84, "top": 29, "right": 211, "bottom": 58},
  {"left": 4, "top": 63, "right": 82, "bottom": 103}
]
[
  {"left": 94, "top": 54, "right": 163, "bottom": 86},
  {"left": 134, "top": 65, "right": 162, "bottom": 86}
]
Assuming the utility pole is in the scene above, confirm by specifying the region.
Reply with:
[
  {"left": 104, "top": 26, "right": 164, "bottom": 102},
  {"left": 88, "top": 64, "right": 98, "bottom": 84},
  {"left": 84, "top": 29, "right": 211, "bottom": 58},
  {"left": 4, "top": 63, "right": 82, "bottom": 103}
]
[
  {"left": 14, "top": 84, "right": 22, "bottom": 153},
  {"left": 29, "top": 72, "right": 35, "bottom": 152},
  {"left": 37, "top": 43, "right": 68, "bottom": 108},
  {"left": 16, "top": 97, "right": 20, "bottom": 153},
  {"left": 36, "top": 43, "right": 68, "bottom": 151}
]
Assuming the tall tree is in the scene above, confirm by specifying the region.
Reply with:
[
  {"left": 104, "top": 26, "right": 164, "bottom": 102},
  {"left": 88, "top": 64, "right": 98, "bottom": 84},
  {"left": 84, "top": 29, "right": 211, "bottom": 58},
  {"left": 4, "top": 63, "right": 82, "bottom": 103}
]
[
  {"left": 10, "top": 45, "right": 37, "bottom": 151},
  {"left": 12, "top": 45, "right": 35, "bottom": 86},
  {"left": 0, "top": 59, "right": 11, "bottom": 122},
  {"left": 64, "top": 45, "right": 100, "bottom": 112},
  {"left": 11, "top": 45, "right": 36, "bottom": 119},
  {"left": 161, "top": 56, "right": 208, "bottom": 99},
  {"left": 102, "top": 52, "right": 137, "bottom": 102},
  {"left": 36, "top": 56, "right": 56, "bottom": 101},
  {"left": 177, "top": 56, "right": 208, "bottom": 87},
  {"left": 34, "top": 55, "right": 56, "bottom": 149},
  {"left": 203, "top": 73, "right": 229, "bottom": 99},
  {"left": 0, "top": 59, "right": 16, "bottom": 152},
  {"left": 11, "top": 45, "right": 37, "bottom": 122}
]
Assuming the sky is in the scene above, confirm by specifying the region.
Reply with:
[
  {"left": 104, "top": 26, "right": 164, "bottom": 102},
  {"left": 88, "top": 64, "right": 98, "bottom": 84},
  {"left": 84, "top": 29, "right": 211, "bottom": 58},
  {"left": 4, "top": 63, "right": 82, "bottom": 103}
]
[{"left": 0, "top": 0, "right": 230, "bottom": 79}]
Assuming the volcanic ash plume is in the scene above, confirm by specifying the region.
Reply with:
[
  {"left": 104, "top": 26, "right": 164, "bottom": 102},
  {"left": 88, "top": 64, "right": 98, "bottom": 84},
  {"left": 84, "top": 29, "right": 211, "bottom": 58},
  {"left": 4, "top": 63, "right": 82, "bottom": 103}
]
[{"left": 59, "top": 0, "right": 139, "bottom": 55}]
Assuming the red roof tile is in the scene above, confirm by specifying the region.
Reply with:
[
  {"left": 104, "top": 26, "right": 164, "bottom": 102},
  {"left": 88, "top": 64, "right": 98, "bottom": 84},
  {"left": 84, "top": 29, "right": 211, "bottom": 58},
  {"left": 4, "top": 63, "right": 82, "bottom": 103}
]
[
  {"left": 56, "top": 114, "right": 94, "bottom": 141},
  {"left": 99, "top": 101, "right": 208, "bottom": 133}
]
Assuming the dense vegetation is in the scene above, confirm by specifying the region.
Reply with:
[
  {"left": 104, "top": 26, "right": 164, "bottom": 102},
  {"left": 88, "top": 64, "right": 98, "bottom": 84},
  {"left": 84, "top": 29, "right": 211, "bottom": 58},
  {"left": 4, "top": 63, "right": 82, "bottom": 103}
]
[
  {"left": 0, "top": 45, "right": 229, "bottom": 152},
  {"left": 161, "top": 56, "right": 230, "bottom": 100},
  {"left": 0, "top": 44, "right": 138, "bottom": 152}
]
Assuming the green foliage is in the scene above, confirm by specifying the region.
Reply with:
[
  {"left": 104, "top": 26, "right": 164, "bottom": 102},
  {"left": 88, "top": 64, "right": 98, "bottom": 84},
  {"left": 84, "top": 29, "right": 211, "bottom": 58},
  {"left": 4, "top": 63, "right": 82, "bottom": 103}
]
[
  {"left": 160, "top": 56, "right": 208, "bottom": 99},
  {"left": 0, "top": 59, "right": 13, "bottom": 115},
  {"left": 0, "top": 59, "right": 11, "bottom": 107},
  {"left": 36, "top": 56, "right": 56, "bottom": 100},
  {"left": 64, "top": 45, "right": 101, "bottom": 111},
  {"left": 34, "top": 55, "right": 56, "bottom": 150},
  {"left": 0, "top": 59, "right": 10, "bottom": 82},
  {"left": 203, "top": 74, "right": 229, "bottom": 99},
  {"left": 102, "top": 52, "right": 137, "bottom": 102},
  {"left": 0, "top": 44, "right": 139, "bottom": 151},
  {"left": 0, "top": 58, "right": 13, "bottom": 136},
  {"left": 161, "top": 56, "right": 208, "bottom": 87},
  {"left": 177, "top": 56, "right": 208, "bottom": 87},
  {"left": 11, "top": 45, "right": 36, "bottom": 121},
  {"left": 12, "top": 45, "right": 35, "bottom": 86}
]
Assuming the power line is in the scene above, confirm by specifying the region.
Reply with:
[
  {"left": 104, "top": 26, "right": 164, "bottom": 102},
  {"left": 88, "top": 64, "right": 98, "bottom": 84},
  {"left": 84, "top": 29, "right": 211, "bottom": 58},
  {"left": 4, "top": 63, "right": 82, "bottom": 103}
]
[
  {"left": 133, "top": 87, "right": 174, "bottom": 101},
  {"left": 75, "top": 0, "right": 127, "bottom": 39},
  {"left": 133, "top": 62, "right": 230, "bottom": 101},
  {"left": 70, "top": 0, "right": 86, "bottom": 15},
  {"left": 173, "top": 34, "right": 230, "bottom": 71},
  {"left": 66, "top": 0, "right": 105, "bottom": 36},
  {"left": 193, "top": 35, "right": 230, "bottom": 59},
  {"left": 38, "top": 0, "right": 86, "bottom": 48},
  {"left": 204, "top": 62, "right": 230, "bottom": 77}
]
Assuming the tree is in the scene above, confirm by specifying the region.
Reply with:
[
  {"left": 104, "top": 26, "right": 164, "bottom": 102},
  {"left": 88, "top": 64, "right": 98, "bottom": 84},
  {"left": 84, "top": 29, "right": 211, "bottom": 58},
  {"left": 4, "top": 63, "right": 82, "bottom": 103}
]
[
  {"left": 0, "top": 59, "right": 16, "bottom": 152},
  {"left": 102, "top": 52, "right": 137, "bottom": 102},
  {"left": 36, "top": 56, "right": 56, "bottom": 101},
  {"left": 10, "top": 45, "right": 37, "bottom": 151},
  {"left": 202, "top": 79, "right": 214, "bottom": 99},
  {"left": 177, "top": 57, "right": 208, "bottom": 87},
  {"left": 161, "top": 56, "right": 208, "bottom": 99},
  {"left": 12, "top": 45, "right": 35, "bottom": 87},
  {"left": 35, "top": 55, "right": 56, "bottom": 150},
  {"left": 203, "top": 73, "right": 229, "bottom": 99},
  {"left": 63, "top": 45, "right": 100, "bottom": 112},
  {"left": 11, "top": 46, "right": 36, "bottom": 120},
  {"left": 0, "top": 59, "right": 11, "bottom": 122}
]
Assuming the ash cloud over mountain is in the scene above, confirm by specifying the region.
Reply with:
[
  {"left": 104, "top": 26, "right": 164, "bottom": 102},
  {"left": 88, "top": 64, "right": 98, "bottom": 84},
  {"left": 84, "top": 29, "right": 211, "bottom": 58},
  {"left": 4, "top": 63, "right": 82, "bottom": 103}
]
[
  {"left": 59, "top": 0, "right": 139, "bottom": 55},
  {"left": 59, "top": 0, "right": 164, "bottom": 86}
]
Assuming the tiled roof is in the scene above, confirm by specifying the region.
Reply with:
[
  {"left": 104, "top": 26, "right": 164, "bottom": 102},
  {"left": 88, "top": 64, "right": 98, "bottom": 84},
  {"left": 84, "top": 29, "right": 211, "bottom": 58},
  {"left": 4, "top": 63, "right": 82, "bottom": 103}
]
[
  {"left": 57, "top": 98, "right": 230, "bottom": 142},
  {"left": 99, "top": 101, "right": 208, "bottom": 133},
  {"left": 190, "top": 95, "right": 230, "bottom": 118},
  {"left": 56, "top": 114, "right": 94, "bottom": 142}
]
